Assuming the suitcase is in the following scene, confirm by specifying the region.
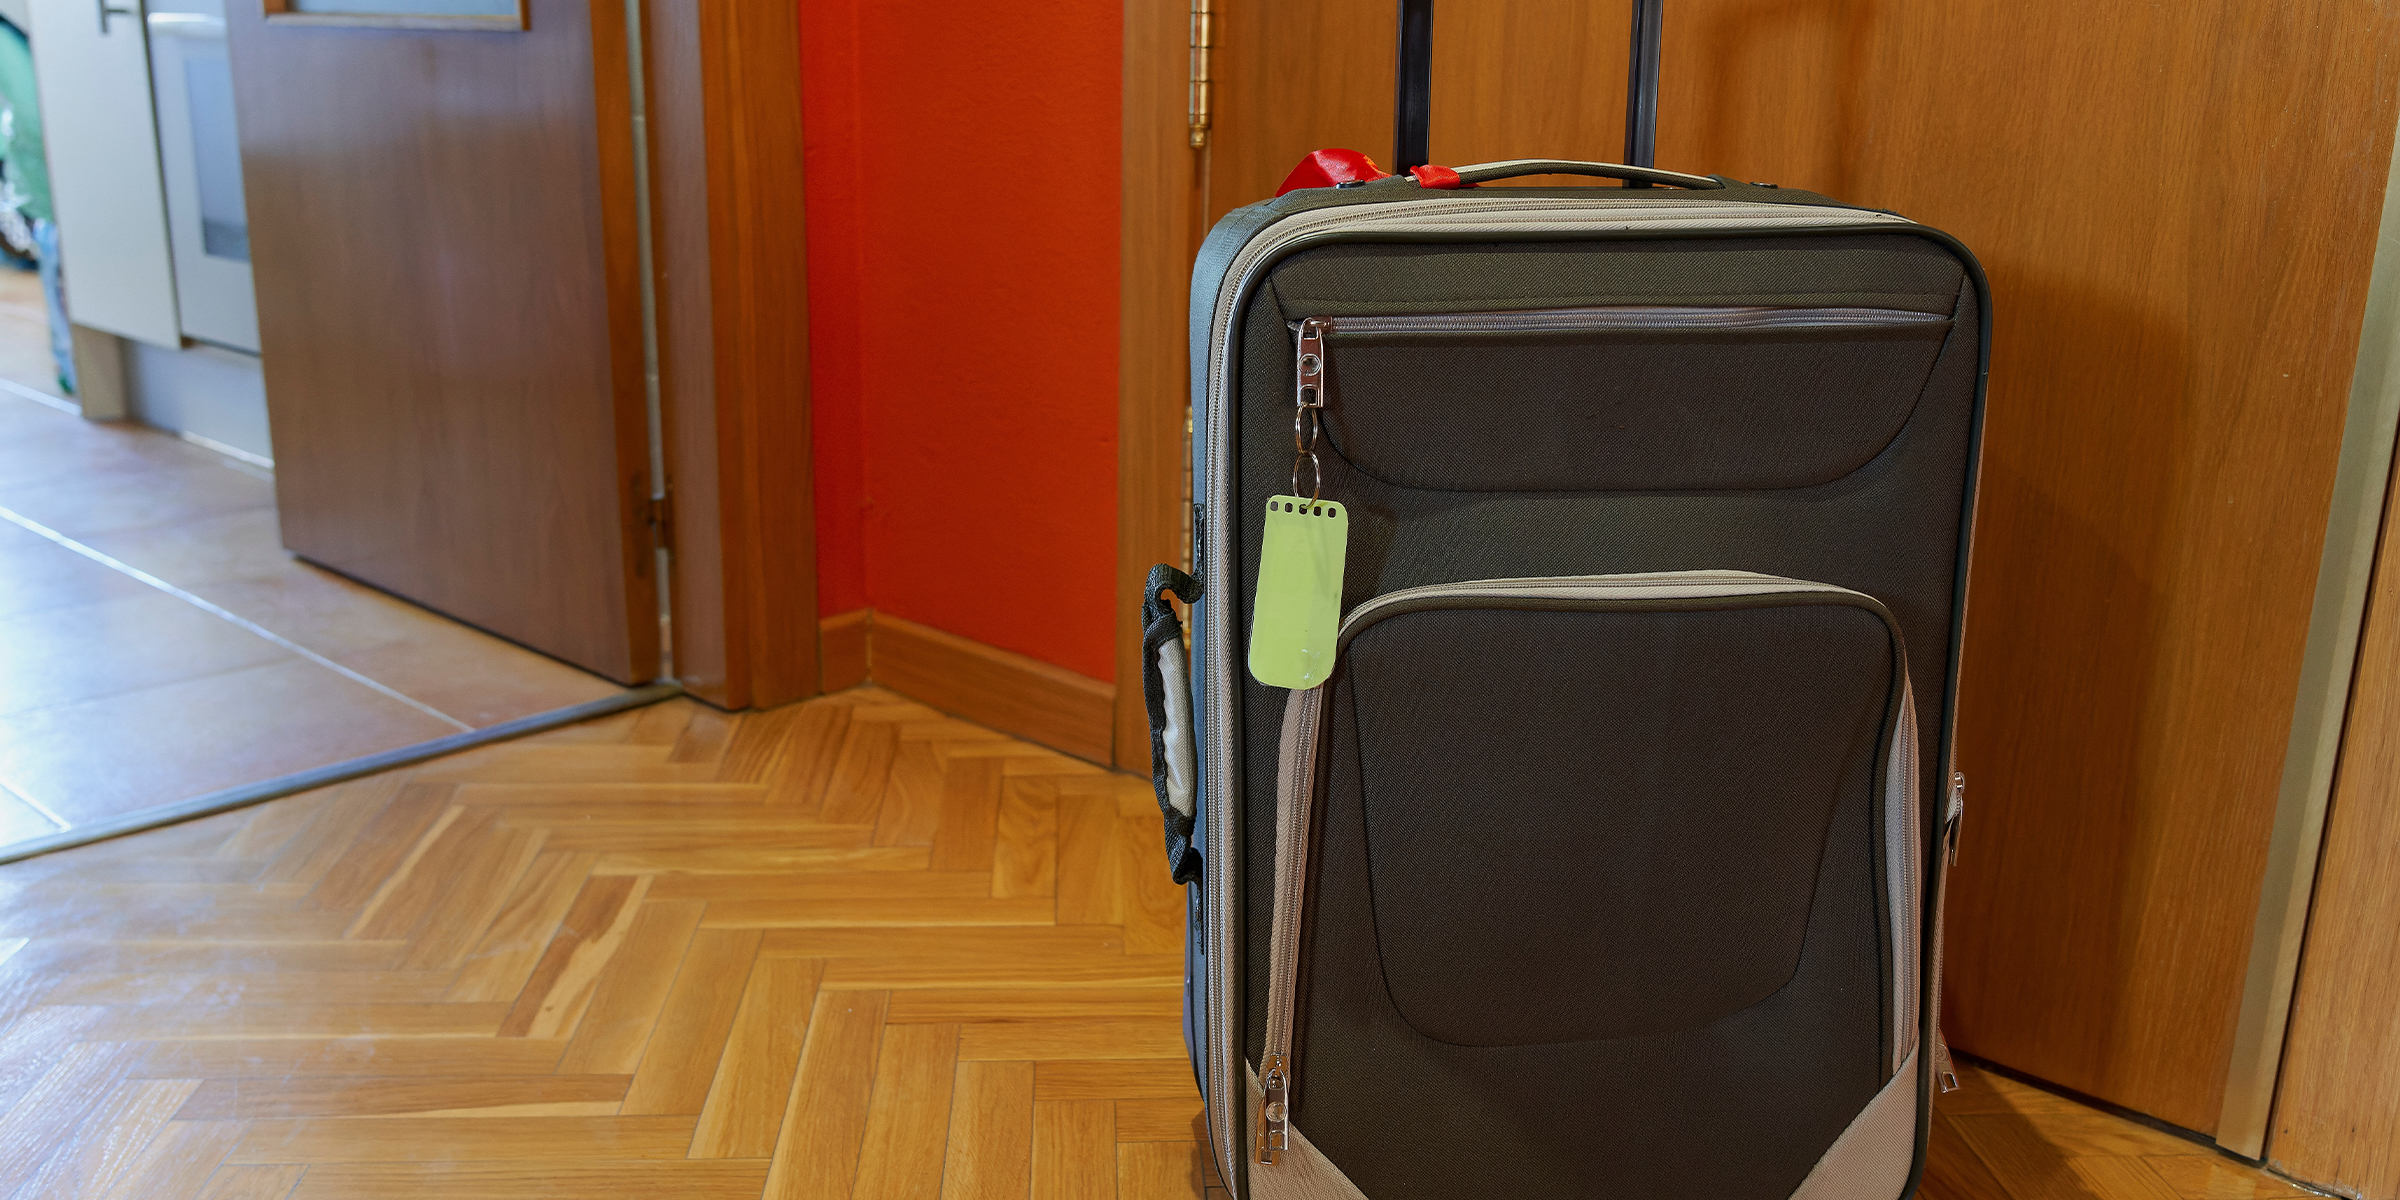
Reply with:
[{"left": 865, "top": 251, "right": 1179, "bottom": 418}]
[{"left": 1139, "top": 3, "right": 1985, "bottom": 1196}]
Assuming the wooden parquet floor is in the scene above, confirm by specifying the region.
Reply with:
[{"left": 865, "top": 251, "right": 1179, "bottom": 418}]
[{"left": 0, "top": 686, "right": 2322, "bottom": 1199}]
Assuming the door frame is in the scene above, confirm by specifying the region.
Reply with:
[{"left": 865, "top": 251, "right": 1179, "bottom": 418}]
[
  {"left": 644, "top": 0, "right": 819, "bottom": 710},
  {"left": 1115, "top": 0, "right": 1204, "bottom": 768}
]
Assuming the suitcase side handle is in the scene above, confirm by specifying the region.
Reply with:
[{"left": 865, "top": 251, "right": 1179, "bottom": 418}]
[
  {"left": 1141, "top": 564, "right": 1204, "bottom": 886},
  {"left": 1447, "top": 158, "right": 1720, "bottom": 190}
]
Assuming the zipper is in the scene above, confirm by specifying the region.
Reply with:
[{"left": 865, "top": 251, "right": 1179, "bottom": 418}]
[
  {"left": 1931, "top": 771, "right": 1965, "bottom": 1092},
  {"left": 1251, "top": 570, "right": 1901, "bottom": 1172},
  {"left": 1256, "top": 683, "right": 1323, "bottom": 1165},
  {"left": 1333, "top": 570, "right": 1864, "bottom": 637},
  {"left": 1891, "top": 677, "right": 1921, "bottom": 1075},
  {"left": 1295, "top": 318, "right": 1327, "bottom": 411},
  {"left": 1301, "top": 304, "right": 1946, "bottom": 338},
  {"left": 1289, "top": 307, "right": 1944, "bottom": 424},
  {"left": 1197, "top": 191, "right": 1917, "bottom": 1190}
]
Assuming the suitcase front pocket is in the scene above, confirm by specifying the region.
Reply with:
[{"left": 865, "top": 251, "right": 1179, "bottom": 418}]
[
  {"left": 1256, "top": 572, "right": 1920, "bottom": 1176},
  {"left": 1297, "top": 305, "right": 1952, "bottom": 492}
]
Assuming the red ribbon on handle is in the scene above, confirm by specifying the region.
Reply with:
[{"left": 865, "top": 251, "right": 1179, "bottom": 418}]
[
  {"left": 1407, "top": 164, "right": 1463, "bottom": 189},
  {"left": 1275, "top": 148, "right": 1391, "bottom": 195}
]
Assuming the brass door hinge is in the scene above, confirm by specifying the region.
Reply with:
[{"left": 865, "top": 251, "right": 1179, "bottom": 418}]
[
  {"left": 1188, "top": 0, "right": 1213, "bottom": 148},
  {"left": 645, "top": 491, "right": 674, "bottom": 555}
]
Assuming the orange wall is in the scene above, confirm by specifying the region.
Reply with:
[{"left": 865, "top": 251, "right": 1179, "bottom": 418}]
[{"left": 802, "top": 0, "right": 1123, "bottom": 683}]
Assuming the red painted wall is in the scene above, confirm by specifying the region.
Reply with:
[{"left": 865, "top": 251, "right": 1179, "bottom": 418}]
[{"left": 801, "top": 0, "right": 1122, "bottom": 683}]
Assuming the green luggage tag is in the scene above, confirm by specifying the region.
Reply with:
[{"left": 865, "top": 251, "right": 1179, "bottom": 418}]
[{"left": 1248, "top": 495, "right": 1348, "bottom": 689}]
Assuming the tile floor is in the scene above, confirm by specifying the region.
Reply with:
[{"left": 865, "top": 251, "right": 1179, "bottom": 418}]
[
  {"left": 0, "top": 312, "right": 623, "bottom": 851},
  {"left": 0, "top": 264, "right": 59, "bottom": 401}
]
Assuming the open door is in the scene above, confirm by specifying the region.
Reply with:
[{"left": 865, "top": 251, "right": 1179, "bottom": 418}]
[{"left": 224, "top": 0, "right": 659, "bottom": 682}]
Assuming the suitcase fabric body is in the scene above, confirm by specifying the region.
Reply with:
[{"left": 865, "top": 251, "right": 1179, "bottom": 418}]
[{"left": 1155, "top": 166, "right": 1988, "bottom": 1200}]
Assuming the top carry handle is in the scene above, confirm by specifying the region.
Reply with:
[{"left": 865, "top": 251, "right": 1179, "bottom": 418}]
[{"left": 1394, "top": 0, "right": 1666, "bottom": 184}]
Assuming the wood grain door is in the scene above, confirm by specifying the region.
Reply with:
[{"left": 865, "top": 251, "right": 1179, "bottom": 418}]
[
  {"left": 1186, "top": 0, "right": 2400, "bottom": 1135},
  {"left": 225, "top": 0, "right": 658, "bottom": 683},
  {"left": 2271, "top": 441, "right": 2400, "bottom": 1199}
]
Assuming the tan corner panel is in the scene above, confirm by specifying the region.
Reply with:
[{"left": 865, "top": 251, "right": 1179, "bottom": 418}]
[
  {"left": 2218, "top": 99, "right": 2400, "bottom": 1160},
  {"left": 2267, "top": 462, "right": 2400, "bottom": 1196},
  {"left": 2259, "top": 138, "right": 2400, "bottom": 1185}
]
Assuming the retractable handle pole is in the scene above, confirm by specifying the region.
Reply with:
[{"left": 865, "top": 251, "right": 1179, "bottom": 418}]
[
  {"left": 1393, "top": 0, "right": 1666, "bottom": 180},
  {"left": 1624, "top": 0, "right": 1664, "bottom": 184},
  {"left": 1394, "top": 0, "right": 1434, "bottom": 170}
]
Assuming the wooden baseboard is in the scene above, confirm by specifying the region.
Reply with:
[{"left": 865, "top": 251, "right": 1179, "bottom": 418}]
[
  {"left": 820, "top": 608, "right": 872, "bottom": 693},
  {"left": 817, "top": 609, "right": 1115, "bottom": 763}
]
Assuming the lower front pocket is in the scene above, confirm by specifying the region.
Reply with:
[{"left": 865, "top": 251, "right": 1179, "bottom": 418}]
[
  {"left": 1256, "top": 572, "right": 1915, "bottom": 1200},
  {"left": 1347, "top": 599, "right": 1895, "bottom": 1046}
]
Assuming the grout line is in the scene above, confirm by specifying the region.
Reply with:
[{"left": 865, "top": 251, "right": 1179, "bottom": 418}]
[
  {"left": 0, "top": 502, "right": 476, "bottom": 733},
  {"left": 0, "top": 776, "right": 67, "bottom": 832},
  {"left": 177, "top": 430, "right": 274, "bottom": 471},
  {"left": 0, "top": 376, "right": 78, "bottom": 416}
]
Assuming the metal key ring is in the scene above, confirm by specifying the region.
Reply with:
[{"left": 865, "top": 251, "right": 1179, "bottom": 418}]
[
  {"left": 1291, "top": 451, "right": 1322, "bottom": 504},
  {"left": 1293, "top": 406, "right": 1319, "bottom": 454}
]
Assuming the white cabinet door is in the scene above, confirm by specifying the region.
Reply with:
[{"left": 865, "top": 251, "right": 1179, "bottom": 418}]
[
  {"left": 29, "top": 0, "right": 182, "bottom": 348},
  {"left": 148, "top": 0, "right": 256, "bottom": 352}
]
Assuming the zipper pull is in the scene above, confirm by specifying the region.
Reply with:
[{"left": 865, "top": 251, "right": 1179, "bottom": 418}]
[
  {"left": 1296, "top": 318, "right": 1328, "bottom": 411},
  {"left": 1935, "top": 1034, "right": 1960, "bottom": 1093},
  {"left": 1291, "top": 318, "right": 1329, "bottom": 503},
  {"left": 1255, "top": 1053, "right": 1290, "bottom": 1164},
  {"left": 1945, "top": 773, "right": 1966, "bottom": 865}
]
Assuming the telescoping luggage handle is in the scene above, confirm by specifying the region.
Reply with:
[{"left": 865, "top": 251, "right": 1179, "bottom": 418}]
[{"left": 1395, "top": 0, "right": 1686, "bottom": 188}]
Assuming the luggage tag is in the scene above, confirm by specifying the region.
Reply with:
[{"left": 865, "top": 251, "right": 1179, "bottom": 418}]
[
  {"left": 1248, "top": 496, "right": 1348, "bottom": 689},
  {"left": 1250, "top": 317, "right": 1348, "bottom": 689}
]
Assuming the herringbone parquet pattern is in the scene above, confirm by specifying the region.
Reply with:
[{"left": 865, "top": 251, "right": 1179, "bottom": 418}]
[
  {"left": 0, "top": 686, "right": 2318, "bottom": 1200},
  {"left": 0, "top": 688, "right": 1213, "bottom": 1199}
]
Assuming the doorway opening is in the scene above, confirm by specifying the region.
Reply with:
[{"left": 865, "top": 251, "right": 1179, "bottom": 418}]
[{"left": 0, "top": 4, "right": 634, "bottom": 858}]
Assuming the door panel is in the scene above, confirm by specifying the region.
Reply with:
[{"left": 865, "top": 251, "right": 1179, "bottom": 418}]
[
  {"left": 30, "top": 0, "right": 181, "bottom": 346},
  {"left": 224, "top": 0, "right": 657, "bottom": 682},
  {"left": 1201, "top": 0, "right": 2400, "bottom": 1133}
]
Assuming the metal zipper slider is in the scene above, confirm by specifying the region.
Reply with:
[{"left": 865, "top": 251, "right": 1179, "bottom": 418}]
[
  {"left": 1296, "top": 318, "right": 1327, "bottom": 409},
  {"left": 1255, "top": 1053, "right": 1291, "bottom": 1164},
  {"left": 1292, "top": 319, "right": 1329, "bottom": 502},
  {"left": 1946, "top": 773, "right": 1966, "bottom": 865}
]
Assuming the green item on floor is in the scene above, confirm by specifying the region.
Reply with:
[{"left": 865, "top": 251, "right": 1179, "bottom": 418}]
[{"left": 0, "top": 20, "right": 49, "bottom": 224}]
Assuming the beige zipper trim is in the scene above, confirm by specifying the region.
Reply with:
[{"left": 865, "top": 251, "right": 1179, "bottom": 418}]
[
  {"left": 1252, "top": 570, "right": 1918, "bottom": 1174},
  {"left": 1335, "top": 569, "right": 1862, "bottom": 639},
  {"left": 1314, "top": 305, "right": 1948, "bottom": 337},
  {"left": 1931, "top": 773, "right": 1964, "bottom": 1092},
  {"left": 1255, "top": 685, "right": 1323, "bottom": 1165},
  {"left": 1891, "top": 678, "right": 1921, "bottom": 1074}
]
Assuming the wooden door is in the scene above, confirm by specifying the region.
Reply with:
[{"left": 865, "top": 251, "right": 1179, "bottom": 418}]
[
  {"left": 225, "top": 0, "right": 658, "bottom": 683},
  {"left": 1178, "top": 0, "right": 2400, "bottom": 1135},
  {"left": 2271, "top": 471, "right": 2400, "bottom": 1199}
]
